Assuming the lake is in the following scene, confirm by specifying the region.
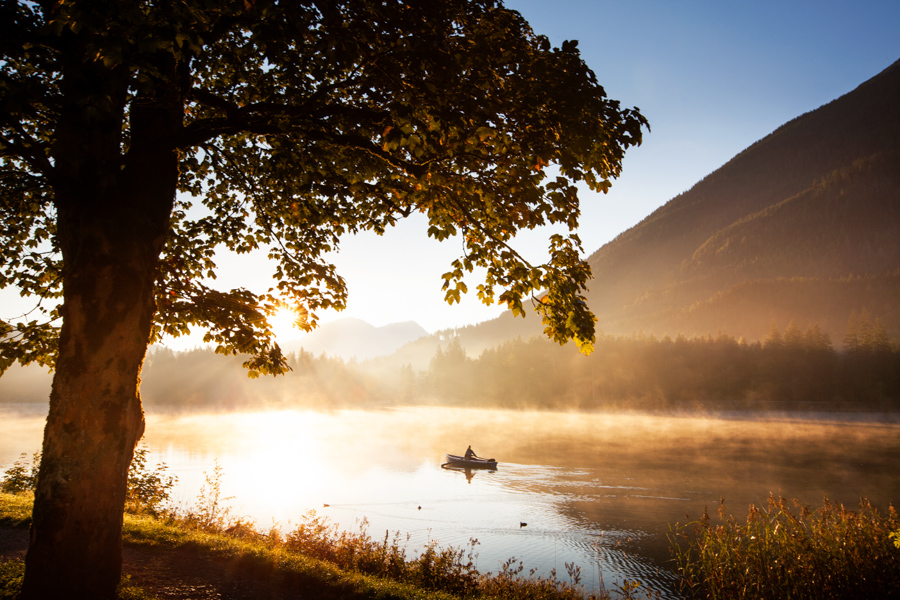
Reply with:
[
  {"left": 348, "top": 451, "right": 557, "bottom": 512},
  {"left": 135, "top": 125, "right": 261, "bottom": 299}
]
[{"left": 2, "top": 404, "right": 899, "bottom": 598}]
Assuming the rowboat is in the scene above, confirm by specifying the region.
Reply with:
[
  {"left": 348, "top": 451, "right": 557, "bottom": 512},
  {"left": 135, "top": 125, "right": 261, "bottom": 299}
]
[{"left": 444, "top": 453, "right": 498, "bottom": 469}]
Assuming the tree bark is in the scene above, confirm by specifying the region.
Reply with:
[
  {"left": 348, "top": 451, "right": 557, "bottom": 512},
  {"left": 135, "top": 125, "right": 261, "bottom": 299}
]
[
  {"left": 21, "top": 49, "right": 180, "bottom": 599},
  {"left": 21, "top": 226, "right": 157, "bottom": 599}
]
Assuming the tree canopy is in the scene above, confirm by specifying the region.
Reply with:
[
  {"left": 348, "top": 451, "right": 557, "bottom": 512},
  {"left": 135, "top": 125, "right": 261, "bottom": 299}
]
[
  {"left": 1, "top": 1, "right": 646, "bottom": 597},
  {"left": 1, "top": 0, "right": 646, "bottom": 373}
]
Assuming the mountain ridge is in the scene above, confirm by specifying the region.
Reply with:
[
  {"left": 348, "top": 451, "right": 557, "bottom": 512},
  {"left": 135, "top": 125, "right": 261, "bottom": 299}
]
[
  {"left": 575, "top": 57, "right": 900, "bottom": 342},
  {"left": 388, "top": 56, "right": 900, "bottom": 358},
  {"left": 280, "top": 318, "right": 428, "bottom": 361}
]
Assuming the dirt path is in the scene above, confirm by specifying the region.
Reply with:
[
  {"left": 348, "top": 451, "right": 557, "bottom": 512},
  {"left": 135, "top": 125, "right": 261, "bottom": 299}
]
[
  {"left": 0, "top": 526, "right": 27, "bottom": 562},
  {"left": 0, "top": 526, "right": 334, "bottom": 599}
]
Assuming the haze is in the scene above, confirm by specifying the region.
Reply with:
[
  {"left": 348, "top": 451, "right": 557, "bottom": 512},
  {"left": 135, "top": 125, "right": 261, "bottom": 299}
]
[{"left": 2, "top": 3, "right": 899, "bottom": 597}]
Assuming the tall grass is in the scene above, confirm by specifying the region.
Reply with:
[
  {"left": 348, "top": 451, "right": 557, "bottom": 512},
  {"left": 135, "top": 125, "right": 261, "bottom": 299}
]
[
  {"left": 671, "top": 494, "right": 900, "bottom": 599},
  {"left": 275, "top": 511, "right": 658, "bottom": 599},
  {"left": 0, "top": 451, "right": 657, "bottom": 600}
]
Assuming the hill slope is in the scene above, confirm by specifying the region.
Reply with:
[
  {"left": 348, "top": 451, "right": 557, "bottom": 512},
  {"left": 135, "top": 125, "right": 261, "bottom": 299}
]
[
  {"left": 281, "top": 318, "right": 428, "bottom": 361},
  {"left": 584, "top": 57, "right": 900, "bottom": 341},
  {"left": 392, "top": 57, "right": 900, "bottom": 360}
]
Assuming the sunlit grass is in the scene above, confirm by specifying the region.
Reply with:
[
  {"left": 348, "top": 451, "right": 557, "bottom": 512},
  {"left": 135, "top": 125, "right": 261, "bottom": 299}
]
[
  {"left": 0, "top": 491, "right": 32, "bottom": 527},
  {"left": 671, "top": 494, "right": 900, "bottom": 599},
  {"left": 0, "top": 493, "right": 451, "bottom": 600},
  {"left": 0, "top": 558, "right": 24, "bottom": 600},
  {"left": 1, "top": 484, "right": 655, "bottom": 600}
]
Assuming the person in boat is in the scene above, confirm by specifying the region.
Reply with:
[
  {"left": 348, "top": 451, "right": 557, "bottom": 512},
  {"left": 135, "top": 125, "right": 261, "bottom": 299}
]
[{"left": 464, "top": 445, "right": 477, "bottom": 460}]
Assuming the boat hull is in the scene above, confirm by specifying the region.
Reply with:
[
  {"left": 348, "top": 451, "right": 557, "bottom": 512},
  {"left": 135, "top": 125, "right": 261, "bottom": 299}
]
[{"left": 445, "top": 454, "right": 498, "bottom": 469}]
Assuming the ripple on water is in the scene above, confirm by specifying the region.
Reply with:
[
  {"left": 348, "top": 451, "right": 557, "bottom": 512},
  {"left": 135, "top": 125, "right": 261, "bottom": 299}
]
[{"left": 5, "top": 406, "right": 897, "bottom": 600}]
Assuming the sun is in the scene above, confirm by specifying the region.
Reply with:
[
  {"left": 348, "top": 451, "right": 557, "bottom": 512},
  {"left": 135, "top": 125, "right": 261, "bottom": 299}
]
[{"left": 268, "top": 306, "right": 305, "bottom": 342}]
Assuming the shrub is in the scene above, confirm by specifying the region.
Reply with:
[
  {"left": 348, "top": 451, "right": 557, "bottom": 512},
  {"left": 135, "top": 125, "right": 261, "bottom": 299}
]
[
  {"left": 0, "top": 452, "right": 40, "bottom": 494},
  {"left": 125, "top": 446, "right": 177, "bottom": 516},
  {"left": 3, "top": 447, "right": 176, "bottom": 516}
]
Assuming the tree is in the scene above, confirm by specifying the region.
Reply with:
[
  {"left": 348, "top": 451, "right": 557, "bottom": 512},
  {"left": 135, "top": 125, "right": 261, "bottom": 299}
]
[
  {"left": 0, "top": 1, "right": 647, "bottom": 597},
  {"left": 783, "top": 319, "right": 803, "bottom": 349},
  {"left": 763, "top": 320, "right": 783, "bottom": 350}
]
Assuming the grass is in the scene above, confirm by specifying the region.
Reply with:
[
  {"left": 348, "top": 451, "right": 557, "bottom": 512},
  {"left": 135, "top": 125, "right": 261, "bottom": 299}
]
[
  {"left": 0, "top": 493, "right": 30, "bottom": 528},
  {"left": 671, "top": 494, "right": 900, "bottom": 599},
  {"left": 0, "top": 491, "right": 653, "bottom": 600},
  {"left": 0, "top": 557, "right": 155, "bottom": 600},
  {"left": 0, "top": 559, "right": 24, "bottom": 600}
]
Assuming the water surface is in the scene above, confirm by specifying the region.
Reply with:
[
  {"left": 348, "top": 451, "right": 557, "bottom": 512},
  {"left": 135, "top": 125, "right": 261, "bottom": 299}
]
[{"left": 3, "top": 405, "right": 899, "bottom": 598}]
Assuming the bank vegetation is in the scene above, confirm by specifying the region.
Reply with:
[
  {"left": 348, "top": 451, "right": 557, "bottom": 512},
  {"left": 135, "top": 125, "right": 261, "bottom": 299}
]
[{"left": 0, "top": 456, "right": 653, "bottom": 600}]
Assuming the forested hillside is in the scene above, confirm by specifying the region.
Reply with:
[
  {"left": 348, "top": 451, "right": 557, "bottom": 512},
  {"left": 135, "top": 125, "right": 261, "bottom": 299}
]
[
  {"left": 415, "top": 58, "right": 900, "bottom": 356},
  {"left": 418, "top": 313, "right": 900, "bottom": 411},
  {"left": 4, "top": 306, "right": 897, "bottom": 412},
  {"left": 6, "top": 313, "right": 897, "bottom": 412},
  {"left": 582, "top": 58, "right": 900, "bottom": 342}
]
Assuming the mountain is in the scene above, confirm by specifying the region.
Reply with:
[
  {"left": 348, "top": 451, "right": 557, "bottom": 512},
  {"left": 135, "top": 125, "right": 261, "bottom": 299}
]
[
  {"left": 280, "top": 318, "right": 429, "bottom": 361},
  {"left": 581, "top": 57, "right": 900, "bottom": 342},
  {"left": 409, "top": 57, "right": 900, "bottom": 356}
]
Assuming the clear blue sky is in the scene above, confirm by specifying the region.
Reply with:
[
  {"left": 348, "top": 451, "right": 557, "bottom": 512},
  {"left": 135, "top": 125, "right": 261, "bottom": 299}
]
[{"left": 2, "top": 1, "right": 899, "bottom": 345}]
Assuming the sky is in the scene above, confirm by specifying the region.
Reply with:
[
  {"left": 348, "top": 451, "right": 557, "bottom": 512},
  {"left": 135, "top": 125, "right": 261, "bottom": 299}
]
[
  {"left": 2, "top": 0, "right": 899, "bottom": 347},
  {"left": 278, "top": 0, "right": 900, "bottom": 337}
]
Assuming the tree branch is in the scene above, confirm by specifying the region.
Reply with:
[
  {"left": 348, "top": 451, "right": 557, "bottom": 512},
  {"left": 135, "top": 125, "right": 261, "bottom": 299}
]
[{"left": 0, "top": 129, "right": 54, "bottom": 180}]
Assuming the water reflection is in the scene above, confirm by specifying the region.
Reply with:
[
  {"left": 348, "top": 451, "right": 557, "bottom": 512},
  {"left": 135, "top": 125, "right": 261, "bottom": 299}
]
[
  {"left": 2, "top": 405, "right": 898, "bottom": 598},
  {"left": 114, "top": 408, "right": 900, "bottom": 598},
  {"left": 441, "top": 463, "right": 498, "bottom": 484}
]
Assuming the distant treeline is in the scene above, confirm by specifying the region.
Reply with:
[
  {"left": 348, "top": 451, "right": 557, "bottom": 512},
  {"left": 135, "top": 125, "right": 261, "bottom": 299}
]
[
  {"left": 4, "top": 311, "right": 897, "bottom": 413},
  {"left": 139, "top": 346, "right": 406, "bottom": 410},
  {"left": 420, "top": 311, "right": 900, "bottom": 411}
]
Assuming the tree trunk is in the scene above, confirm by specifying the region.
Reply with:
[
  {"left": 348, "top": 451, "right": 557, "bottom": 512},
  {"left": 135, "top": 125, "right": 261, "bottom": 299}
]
[
  {"left": 21, "top": 50, "right": 180, "bottom": 599},
  {"left": 21, "top": 236, "right": 156, "bottom": 599}
]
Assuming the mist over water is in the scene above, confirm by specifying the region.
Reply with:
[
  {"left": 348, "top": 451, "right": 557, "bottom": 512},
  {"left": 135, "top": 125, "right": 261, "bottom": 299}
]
[{"left": 2, "top": 404, "right": 898, "bottom": 598}]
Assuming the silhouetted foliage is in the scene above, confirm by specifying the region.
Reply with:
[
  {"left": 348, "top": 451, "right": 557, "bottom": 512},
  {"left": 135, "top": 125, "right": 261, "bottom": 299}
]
[
  {"left": 0, "top": 452, "right": 40, "bottom": 494},
  {"left": 2, "top": 1, "right": 648, "bottom": 595},
  {"left": 125, "top": 446, "right": 177, "bottom": 517}
]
